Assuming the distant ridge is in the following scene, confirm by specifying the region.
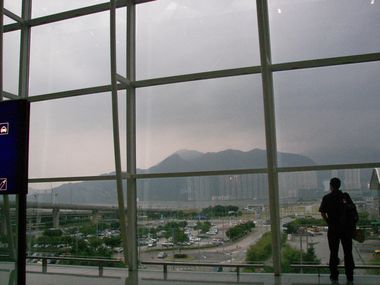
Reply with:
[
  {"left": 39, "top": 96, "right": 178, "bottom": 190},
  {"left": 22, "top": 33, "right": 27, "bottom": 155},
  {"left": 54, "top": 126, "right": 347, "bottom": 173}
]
[
  {"left": 145, "top": 148, "right": 315, "bottom": 173},
  {"left": 175, "top": 149, "right": 203, "bottom": 160},
  {"left": 32, "top": 148, "right": 316, "bottom": 204}
]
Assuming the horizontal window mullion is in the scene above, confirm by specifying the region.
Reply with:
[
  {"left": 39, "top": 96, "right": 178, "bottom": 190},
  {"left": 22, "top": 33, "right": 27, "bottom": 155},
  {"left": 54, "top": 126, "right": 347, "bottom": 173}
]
[
  {"left": 28, "top": 84, "right": 125, "bottom": 102},
  {"left": 134, "top": 66, "right": 262, "bottom": 88},
  {"left": 29, "top": 0, "right": 127, "bottom": 27},
  {"left": 272, "top": 52, "right": 380, "bottom": 72},
  {"left": 135, "top": 168, "right": 268, "bottom": 180},
  {"left": 278, "top": 162, "right": 380, "bottom": 173},
  {"left": 28, "top": 174, "right": 121, "bottom": 184}
]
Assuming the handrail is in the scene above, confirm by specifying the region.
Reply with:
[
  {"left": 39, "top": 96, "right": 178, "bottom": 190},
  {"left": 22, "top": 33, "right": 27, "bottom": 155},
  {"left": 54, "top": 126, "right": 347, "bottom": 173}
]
[
  {"left": 291, "top": 264, "right": 380, "bottom": 277},
  {"left": 140, "top": 261, "right": 265, "bottom": 281},
  {"left": 25, "top": 255, "right": 264, "bottom": 280},
  {"left": 8, "top": 257, "right": 380, "bottom": 280},
  {"left": 26, "top": 255, "right": 124, "bottom": 277},
  {"left": 291, "top": 264, "right": 380, "bottom": 268}
]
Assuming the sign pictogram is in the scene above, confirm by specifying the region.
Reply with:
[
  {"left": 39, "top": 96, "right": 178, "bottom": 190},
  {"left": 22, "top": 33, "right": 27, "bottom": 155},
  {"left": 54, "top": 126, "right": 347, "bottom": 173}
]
[
  {"left": 0, "top": 122, "right": 9, "bottom": 135},
  {"left": 0, "top": 178, "right": 7, "bottom": 191}
]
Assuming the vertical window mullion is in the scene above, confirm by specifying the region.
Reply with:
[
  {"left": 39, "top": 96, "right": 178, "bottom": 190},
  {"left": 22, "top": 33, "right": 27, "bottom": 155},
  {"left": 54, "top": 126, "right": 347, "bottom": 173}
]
[
  {"left": 18, "top": 0, "right": 31, "bottom": 99},
  {"left": 256, "top": 0, "right": 282, "bottom": 275},
  {"left": 126, "top": 0, "right": 138, "bottom": 271},
  {"left": 110, "top": 0, "right": 129, "bottom": 266}
]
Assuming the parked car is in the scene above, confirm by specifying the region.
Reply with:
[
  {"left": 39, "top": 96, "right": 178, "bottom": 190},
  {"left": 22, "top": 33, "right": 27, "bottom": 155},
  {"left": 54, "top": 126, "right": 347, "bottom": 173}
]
[{"left": 157, "top": 251, "right": 167, "bottom": 259}]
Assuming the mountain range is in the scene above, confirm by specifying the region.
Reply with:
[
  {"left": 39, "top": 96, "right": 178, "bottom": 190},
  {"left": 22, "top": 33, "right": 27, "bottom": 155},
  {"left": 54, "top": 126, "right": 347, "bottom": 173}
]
[{"left": 31, "top": 148, "right": 316, "bottom": 204}]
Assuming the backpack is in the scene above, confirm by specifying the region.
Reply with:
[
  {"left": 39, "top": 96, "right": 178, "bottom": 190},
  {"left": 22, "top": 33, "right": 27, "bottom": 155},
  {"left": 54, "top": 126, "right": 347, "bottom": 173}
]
[{"left": 338, "top": 192, "right": 359, "bottom": 229}]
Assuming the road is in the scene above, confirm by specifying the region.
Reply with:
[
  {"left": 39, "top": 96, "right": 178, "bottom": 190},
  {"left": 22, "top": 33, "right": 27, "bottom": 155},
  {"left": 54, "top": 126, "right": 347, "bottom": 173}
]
[{"left": 140, "top": 224, "right": 270, "bottom": 264}]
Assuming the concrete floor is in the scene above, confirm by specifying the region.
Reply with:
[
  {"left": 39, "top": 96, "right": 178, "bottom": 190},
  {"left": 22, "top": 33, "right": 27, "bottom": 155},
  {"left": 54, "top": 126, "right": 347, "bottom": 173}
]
[
  {"left": 21, "top": 269, "right": 380, "bottom": 285},
  {"left": 0, "top": 262, "right": 377, "bottom": 285}
]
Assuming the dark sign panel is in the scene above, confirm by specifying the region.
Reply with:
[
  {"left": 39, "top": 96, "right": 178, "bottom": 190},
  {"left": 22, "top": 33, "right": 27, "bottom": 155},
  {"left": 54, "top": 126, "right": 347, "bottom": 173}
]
[{"left": 0, "top": 100, "right": 30, "bottom": 195}]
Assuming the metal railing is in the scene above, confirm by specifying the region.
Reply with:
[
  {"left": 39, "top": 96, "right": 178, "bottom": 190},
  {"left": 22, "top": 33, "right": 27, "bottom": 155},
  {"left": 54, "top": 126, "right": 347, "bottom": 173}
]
[
  {"left": 140, "top": 261, "right": 265, "bottom": 281},
  {"left": 26, "top": 255, "right": 124, "bottom": 277},
  {"left": 291, "top": 264, "right": 380, "bottom": 277},
  {"left": 24, "top": 256, "right": 264, "bottom": 280},
  {"left": 18, "top": 257, "right": 380, "bottom": 280}
]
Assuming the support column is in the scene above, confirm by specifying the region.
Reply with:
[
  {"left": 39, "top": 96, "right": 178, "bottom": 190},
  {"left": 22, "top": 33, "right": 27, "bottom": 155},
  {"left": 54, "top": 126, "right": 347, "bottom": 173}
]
[
  {"left": 91, "top": 210, "right": 102, "bottom": 224},
  {"left": 0, "top": 208, "right": 6, "bottom": 235},
  {"left": 52, "top": 209, "right": 60, "bottom": 228},
  {"left": 36, "top": 212, "right": 41, "bottom": 225}
]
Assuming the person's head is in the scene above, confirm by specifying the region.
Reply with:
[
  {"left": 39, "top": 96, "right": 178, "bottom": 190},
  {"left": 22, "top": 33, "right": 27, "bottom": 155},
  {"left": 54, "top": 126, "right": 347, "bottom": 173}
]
[{"left": 330, "top": 177, "right": 341, "bottom": 191}]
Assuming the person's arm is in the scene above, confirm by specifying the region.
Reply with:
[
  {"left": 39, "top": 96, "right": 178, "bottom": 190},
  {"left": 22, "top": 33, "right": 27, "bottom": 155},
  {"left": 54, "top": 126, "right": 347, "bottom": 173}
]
[
  {"left": 321, "top": 212, "right": 329, "bottom": 224},
  {"left": 319, "top": 196, "right": 328, "bottom": 224}
]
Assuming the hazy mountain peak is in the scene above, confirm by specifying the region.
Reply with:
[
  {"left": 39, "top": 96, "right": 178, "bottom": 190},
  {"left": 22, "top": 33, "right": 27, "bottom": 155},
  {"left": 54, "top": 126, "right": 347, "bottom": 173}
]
[{"left": 175, "top": 149, "right": 204, "bottom": 160}]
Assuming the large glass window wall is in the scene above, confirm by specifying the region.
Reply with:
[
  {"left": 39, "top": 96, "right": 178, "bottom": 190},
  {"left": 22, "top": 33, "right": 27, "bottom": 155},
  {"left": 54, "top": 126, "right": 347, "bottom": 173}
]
[{"left": 1, "top": 0, "right": 379, "bottom": 284}]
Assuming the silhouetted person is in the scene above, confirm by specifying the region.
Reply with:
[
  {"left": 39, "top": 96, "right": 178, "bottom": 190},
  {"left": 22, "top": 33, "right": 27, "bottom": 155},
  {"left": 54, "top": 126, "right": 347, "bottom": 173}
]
[{"left": 319, "top": 177, "right": 356, "bottom": 284}]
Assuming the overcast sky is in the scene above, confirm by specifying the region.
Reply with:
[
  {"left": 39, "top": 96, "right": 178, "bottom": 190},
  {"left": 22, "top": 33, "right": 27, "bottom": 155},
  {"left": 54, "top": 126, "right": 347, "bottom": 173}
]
[{"left": 3, "top": 0, "right": 380, "bottom": 178}]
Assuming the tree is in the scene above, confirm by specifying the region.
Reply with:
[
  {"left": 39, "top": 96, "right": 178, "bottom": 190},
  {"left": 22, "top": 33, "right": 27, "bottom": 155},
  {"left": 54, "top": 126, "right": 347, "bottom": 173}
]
[
  {"left": 246, "top": 232, "right": 272, "bottom": 263},
  {"left": 194, "top": 221, "right": 211, "bottom": 234},
  {"left": 283, "top": 217, "right": 324, "bottom": 234},
  {"left": 226, "top": 221, "right": 255, "bottom": 240},
  {"left": 281, "top": 244, "right": 320, "bottom": 273}
]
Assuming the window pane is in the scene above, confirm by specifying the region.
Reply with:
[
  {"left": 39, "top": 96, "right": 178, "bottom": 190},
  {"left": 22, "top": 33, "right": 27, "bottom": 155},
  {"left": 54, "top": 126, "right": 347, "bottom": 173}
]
[
  {"left": 29, "top": 12, "right": 110, "bottom": 95},
  {"left": 3, "top": 31, "right": 20, "bottom": 95},
  {"left": 137, "top": 174, "right": 270, "bottom": 268},
  {"left": 118, "top": 91, "right": 127, "bottom": 172},
  {"left": 26, "top": 180, "right": 125, "bottom": 276},
  {"left": 269, "top": 0, "right": 380, "bottom": 63},
  {"left": 136, "top": 0, "right": 260, "bottom": 79},
  {"left": 279, "top": 168, "right": 380, "bottom": 275},
  {"left": 116, "top": 7, "right": 127, "bottom": 78},
  {"left": 4, "top": 0, "right": 21, "bottom": 16},
  {"left": 4, "top": 16, "right": 17, "bottom": 25},
  {"left": 29, "top": 94, "right": 115, "bottom": 178},
  {"left": 32, "top": 0, "right": 106, "bottom": 18},
  {"left": 136, "top": 75, "right": 266, "bottom": 172},
  {"left": 274, "top": 62, "right": 380, "bottom": 167}
]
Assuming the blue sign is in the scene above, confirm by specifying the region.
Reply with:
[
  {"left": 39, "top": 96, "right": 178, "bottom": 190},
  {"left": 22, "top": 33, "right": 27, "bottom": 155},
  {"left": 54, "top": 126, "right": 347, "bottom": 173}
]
[{"left": 0, "top": 100, "right": 30, "bottom": 195}]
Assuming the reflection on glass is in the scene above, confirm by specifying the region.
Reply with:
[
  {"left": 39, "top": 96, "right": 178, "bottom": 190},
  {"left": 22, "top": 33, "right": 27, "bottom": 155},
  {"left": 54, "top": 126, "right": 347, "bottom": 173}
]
[
  {"left": 269, "top": 0, "right": 380, "bottom": 63},
  {"left": 136, "top": 0, "right": 260, "bottom": 79},
  {"left": 136, "top": 75, "right": 266, "bottom": 172},
  {"left": 274, "top": 62, "right": 380, "bottom": 167},
  {"left": 137, "top": 174, "right": 271, "bottom": 269},
  {"left": 3, "top": 31, "right": 20, "bottom": 95},
  {"left": 29, "top": 94, "right": 115, "bottom": 178},
  {"left": 32, "top": 0, "right": 105, "bottom": 18},
  {"left": 29, "top": 12, "right": 110, "bottom": 95},
  {"left": 279, "top": 169, "right": 380, "bottom": 275}
]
